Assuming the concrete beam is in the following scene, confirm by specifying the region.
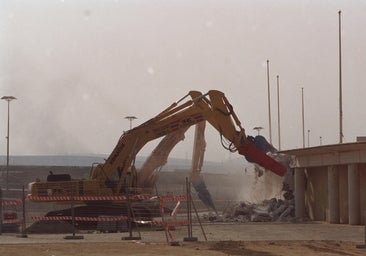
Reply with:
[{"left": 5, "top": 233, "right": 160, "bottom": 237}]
[
  {"left": 328, "top": 165, "right": 340, "bottom": 224},
  {"left": 348, "top": 164, "right": 360, "bottom": 225}
]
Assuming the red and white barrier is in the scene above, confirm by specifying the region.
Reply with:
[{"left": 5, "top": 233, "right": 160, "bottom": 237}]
[
  {"left": 28, "top": 193, "right": 189, "bottom": 242},
  {"left": 3, "top": 218, "right": 21, "bottom": 224},
  {"left": 159, "top": 195, "right": 187, "bottom": 202},
  {"left": 30, "top": 215, "right": 188, "bottom": 227},
  {"left": 31, "top": 215, "right": 128, "bottom": 222},
  {"left": 27, "top": 194, "right": 187, "bottom": 202},
  {"left": 26, "top": 194, "right": 182, "bottom": 202},
  {"left": 2, "top": 199, "right": 22, "bottom": 206}
]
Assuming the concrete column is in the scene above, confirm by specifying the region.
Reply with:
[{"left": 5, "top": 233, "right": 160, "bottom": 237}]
[
  {"left": 348, "top": 164, "right": 360, "bottom": 225},
  {"left": 295, "top": 167, "right": 305, "bottom": 219},
  {"left": 328, "top": 165, "right": 340, "bottom": 224}
]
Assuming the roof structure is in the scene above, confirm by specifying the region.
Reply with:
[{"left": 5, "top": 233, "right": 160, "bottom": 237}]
[{"left": 279, "top": 142, "right": 366, "bottom": 168}]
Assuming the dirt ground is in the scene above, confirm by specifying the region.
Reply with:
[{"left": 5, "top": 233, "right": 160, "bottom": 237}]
[
  {"left": 1, "top": 240, "right": 366, "bottom": 256},
  {"left": 0, "top": 240, "right": 365, "bottom": 256},
  {"left": 1, "top": 222, "right": 366, "bottom": 256}
]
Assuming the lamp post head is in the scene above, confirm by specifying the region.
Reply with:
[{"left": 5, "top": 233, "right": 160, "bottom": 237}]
[
  {"left": 1, "top": 96, "right": 17, "bottom": 101},
  {"left": 253, "top": 126, "right": 264, "bottom": 135},
  {"left": 125, "top": 116, "right": 137, "bottom": 129},
  {"left": 124, "top": 116, "right": 137, "bottom": 121}
]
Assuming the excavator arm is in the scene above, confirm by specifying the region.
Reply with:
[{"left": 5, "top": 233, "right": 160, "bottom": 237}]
[
  {"left": 189, "top": 121, "right": 217, "bottom": 212},
  {"left": 190, "top": 121, "right": 206, "bottom": 182},
  {"left": 135, "top": 121, "right": 217, "bottom": 212},
  {"left": 91, "top": 90, "right": 286, "bottom": 196},
  {"left": 136, "top": 126, "right": 189, "bottom": 193}
]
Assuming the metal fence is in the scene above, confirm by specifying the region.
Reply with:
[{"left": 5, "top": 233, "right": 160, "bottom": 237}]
[{"left": 0, "top": 185, "right": 207, "bottom": 244}]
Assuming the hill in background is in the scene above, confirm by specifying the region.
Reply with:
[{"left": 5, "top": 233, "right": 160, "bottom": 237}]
[{"left": 0, "top": 155, "right": 254, "bottom": 174}]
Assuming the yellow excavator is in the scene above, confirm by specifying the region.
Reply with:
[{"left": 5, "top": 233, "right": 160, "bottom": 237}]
[{"left": 27, "top": 90, "right": 287, "bottom": 228}]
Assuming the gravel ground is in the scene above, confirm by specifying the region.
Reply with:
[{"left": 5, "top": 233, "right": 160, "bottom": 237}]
[
  {"left": 1, "top": 222, "right": 366, "bottom": 256},
  {"left": 2, "top": 222, "right": 364, "bottom": 244}
]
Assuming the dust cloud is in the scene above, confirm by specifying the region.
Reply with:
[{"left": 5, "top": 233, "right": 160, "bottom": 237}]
[{"left": 1, "top": 1, "right": 366, "bottom": 161}]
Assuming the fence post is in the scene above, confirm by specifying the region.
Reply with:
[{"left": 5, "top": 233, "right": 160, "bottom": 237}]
[
  {"left": 16, "top": 186, "right": 27, "bottom": 238},
  {"left": 183, "top": 177, "right": 197, "bottom": 242},
  {"left": 154, "top": 184, "right": 171, "bottom": 244},
  {"left": 190, "top": 194, "right": 207, "bottom": 241},
  {"left": 64, "top": 189, "right": 83, "bottom": 240},
  {"left": 356, "top": 212, "right": 366, "bottom": 249},
  {"left": 0, "top": 187, "right": 2, "bottom": 235},
  {"left": 121, "top": 181, "right": 140, "bottom": 241}
]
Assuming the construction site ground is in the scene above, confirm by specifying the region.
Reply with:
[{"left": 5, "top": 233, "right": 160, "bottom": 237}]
[{"left": 1, "top": 221, "right": 366, "bottom": 256}]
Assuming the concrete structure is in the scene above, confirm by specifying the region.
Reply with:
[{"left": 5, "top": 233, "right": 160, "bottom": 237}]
[{"left": 282, "top": 142, "right": 366, "bottom": 225}]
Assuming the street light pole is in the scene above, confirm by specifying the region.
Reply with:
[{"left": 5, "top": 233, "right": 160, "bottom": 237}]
[
  {"left": 124, "top": 116, "right": 137, "bottom": 129},
  {"left": 277, "top": 75, "right": 281, "bottom": 150},
  {"left": 301, "top": 88, "right": 305, "bottom": 148},
  {"left": 338, "top": 10, "right": 343, "bottom": 143},
  {"left": 266, "top": 60, "right": 272, "bottom": 144},
  {"left": 1, "top": 96, "right": 16, "bottom": 191}
]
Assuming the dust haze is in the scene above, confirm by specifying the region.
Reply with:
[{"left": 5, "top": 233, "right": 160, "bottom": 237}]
[{"left": 1, "top": 1, "right": 366, "bottom": 163}]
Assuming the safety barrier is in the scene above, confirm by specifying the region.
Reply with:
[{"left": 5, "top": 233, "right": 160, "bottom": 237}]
[
  {"left": 0, "top": 197, "right": 22, "bottom": 234},
  {"left": 157, "top": 194, "right": 189, "bottom": 243},
  {"left": 1, "top": 198, "right": 22, "bottom": 224},
  {"left": 2, "top": 199, "right": 22, "bottom": 206},
  {"left": 25, "top": 190, "right": 191, "bottom": 244},
  {"left": 27, "top": 195, "right": 153, "bottom": 201},
  {"left": 0, "top": 179, "right": 208, "bottom": 245}
]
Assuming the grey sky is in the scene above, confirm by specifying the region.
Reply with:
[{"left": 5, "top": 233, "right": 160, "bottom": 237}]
[{"left": 0, "top": 0, "right": 365, "bottom": 162}]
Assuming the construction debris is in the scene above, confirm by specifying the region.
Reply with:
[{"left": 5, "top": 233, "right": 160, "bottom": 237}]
[{"left": 204, "top": 197, "right": 295, "bottom": 223}]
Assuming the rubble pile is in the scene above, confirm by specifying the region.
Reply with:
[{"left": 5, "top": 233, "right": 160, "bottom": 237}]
[{"left": 205, "top": 197, "right": 295, "bottom": 223}]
